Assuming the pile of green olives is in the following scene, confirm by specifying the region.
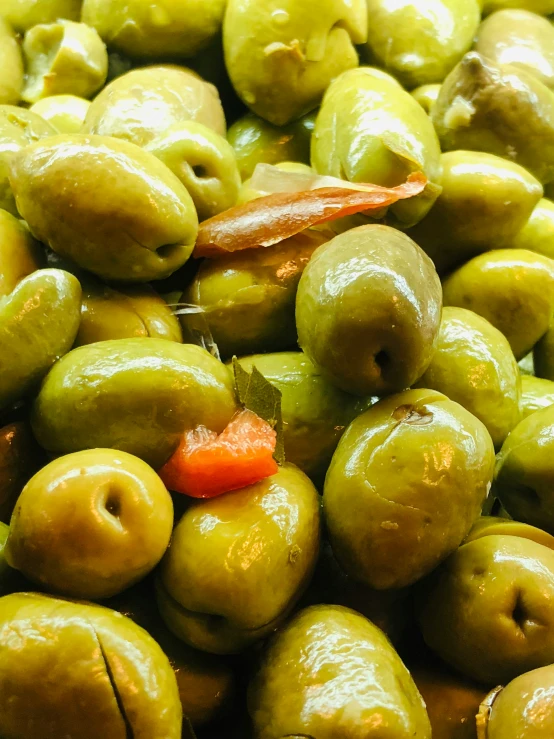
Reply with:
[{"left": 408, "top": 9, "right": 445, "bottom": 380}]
[{"left": 3, "top": 0, "right": 554, "bottom": 737}]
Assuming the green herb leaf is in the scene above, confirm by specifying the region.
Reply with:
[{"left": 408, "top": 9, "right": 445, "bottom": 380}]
[{"left": 232, "top": 357, "right": 285, "bottom": 465}]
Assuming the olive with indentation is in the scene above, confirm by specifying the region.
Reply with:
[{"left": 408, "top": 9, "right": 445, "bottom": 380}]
[
  {"left": 5, "top": 449, "right": 174, "bottom": 600},
  {"left": 324, "top": 388, "right": 495, "bottom": 589},
  {"left": 418, "top": 535, "right": 554, "bottom": 684}
]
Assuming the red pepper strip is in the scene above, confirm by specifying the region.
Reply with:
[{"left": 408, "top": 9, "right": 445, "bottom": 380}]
[
  {"left": 158, "top": 409, "right": 278, "bottom": 499},
  {"left": 193, "top": 172, "right": 427, "bottom": 258}
]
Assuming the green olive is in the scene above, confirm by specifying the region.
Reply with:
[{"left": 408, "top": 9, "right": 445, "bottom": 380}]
[
  {"left": 0, "top": 18, "right": 23, "bottom": 105},
  {"left": 22, "top": 20, "right": 108, "bottom": 104}
]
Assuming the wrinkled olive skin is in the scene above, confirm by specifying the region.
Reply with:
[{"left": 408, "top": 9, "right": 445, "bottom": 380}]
[
  {"left": 83, "top": 66, "right": 226, "bottom": 146},
  {"left": 108, "top": 582, "right": 235, "bottom": 727},
  {"left": 410, "top": 662, "right": 486, "bottom": 739},
  {"left": 324, "top": 389, "right": 494, "bottom": 590},
  {"left": 32, "top": 339, "right": 237, "bottom": 469},
  {"left": 9, "top": 134, "right": 198, "bottom": 283},
  {"left": 495, "top": 404, "right": 554, "bottom": 534},
  {"left": 487, "top": 664, "right": 554, "bottom": 739},
  {"left": 1, "top": 0, "right": 81, "bottom": 32},
  {"left": 186, "top": 230, "right": 328, "bottom": 359},
  {"left": 418, "top": 535, "right": 554, "bottom": 684},
  {"left": 223, "top": 0, "right": 368, "bottom": 126},
  {"left": 465, "top": 515, "right": 554, "bottom": 550},
  {"left": 521, "top": 375, "right": 554, "bottom": 419},
  {"left": 313, "top": 67, "right": 442, "bottom": 226},
  {"left": 235, "top": 352, "right": 372, "bottom": 485},
  {"left": 82, "top": 0, "right": 226, "bottom": 59},
  {"left": 0, "top": 269, "right": 81, "bottom": 411},
  {"left": 22, "top": 20, "right": 108, "bottom": 104},
  {"left": 0, "top": 592, "right": 182, "bottom": 739},
  {"left": 145, "top": 121, "right": 241, "bottom": 220},
  {"left": 364, "top": 0, "right": 481, "bottom": 88},
  {"left": 432, "top": 53, "right": 554, "bottom": 185},
  {"left": 249, "top": 605, "right": 431, "bottom": 739},
  {"left": 482, "top": 0, "right": 554, "bottom": 17},
  {"left": 228, "top": 111, "right": 315, "bottom": 181},
  {"left": 411, "top": 84, "right": 441, "bottom": 115},
  {"left": 416, "top": 307, "right": 521, "bottom": 449},
  {"left": 157, "top": 465, "right": 320, "bottom": 655},
  {"left": 0, "top": 105, "right": 57, "bottom": 216},
  {"left": 76, "top": 279, "right": 182, "bottom": 346},
  {"left": 30, "top": 95, "right": 91, "bottom": 134},
  {"left": 305, "top": 541, "right": 411, "bottom": 645},
  {"left": 296, "top": 225, "right": 442, "bottom": 397},
  {"left": 0, "top": 18, "right": 23, "bottom": 105},
  {"left": 0, "top": 422, "right": 43, "bottom": 525},
  {"left": 475, "top": 10, "right": 554, "bottom": 91},
  {"left": 409, "top": 151, "right": 543, "bottom": 275},
  {"left": 6, "top": 449, "right": 174, "bottom": 600},
  {"left": 0, "top": 209, "right": 43, "bottom": 297},
  {"left": 443, "top": 249, "right": 554, "bottom": 360}
]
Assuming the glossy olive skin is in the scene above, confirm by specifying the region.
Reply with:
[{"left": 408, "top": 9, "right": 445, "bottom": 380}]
[
  {"left": 235, "top": 352, "right": 372, "bottom": 485},
  {"left": 432, "top": 53, "right": 554, "bottom": 185},
  {"left": 443, "top": 249, "right": 554, "bottom": 360},
  {"left": 0, "top": 209, "right": 43, "bottom": 297},
  {"left": 157, "top": 464, "right": 320, "bottom": 655},
  {"left": 76, "top": 280, "right": 183, "bottom": 346},
  {"left": 487, "top": 664, "right": 554, "bottom": 738},
  {"left": 228, "top": 111, "right": 315, "bottom": 181},
  {"left": 0, "top": 18, "right": 23, "bottom": 105},
  {"left": 22, "top": 20, "right": 108, "bottom": 104},
  {"left": 82, "top": 0, "right": 226, "bottom": 59},
  {"left": 145, "top": 121, "right": 241, "bottom": 220},
  {"left": 475, "top": 10, "right": 554, "bottom": 91},
  {"left": 313, "top": 66, "right": 443, "bottom": 226},
  {"left": 223, "top": 0, "right": 368, "bottom": 126},
  {"left": 108, "top": 582, "right": 235, "bottom": 728},
  {"left": 411, "top": 84, "right": 441, "bottom": 115},
  {"left": 495, "top": 404, "right": 554, "bottom": 533},
  {"left": 186, "top": 230, "right": 328, "bottom": 359},
  {"left": 465, "top": 516, "right": 554, "bottom": 550},
  {"left": 83, "top": 66, "right": 226, "bottom": 146},
  {"left": 31, "top": 339, "right": 238, "bottom": 469},
  {"left": 510, "top": 198, "right": 554, "bottom": 260},
  {"left": 1, "top": 0, "right": 81, "bottom": 32},
  {"left": 9, "top": 134, "right": 198, "bottom": 282},
  {"left": 521, "top": 375, "right": 554, "bottom": 419},
  {"left": 416, "top": 307, "right": 521, "bottom": 448},
  {"left": 364, "top": 0, "right": 481, "bottom": 88},
  {"left": 418, "top": 535, "right": 554, "bottom": 684},
  {"left": 410, "top": 662, "right": 486, "bottom": 739},
  {"left": 0, "top": 269, "right": 81, "bottom": 411},
  {"left": 30, "top": 94, "right": 90, "bottom": 134},
  {"left": 297, "top": 225, "right": 442, "bottom": 397},
  {"left": 6, "top": 449, "right": 174, "bottom": 600},
  {"left": 409, "top": 151, "right": 543, "bottom": 275},
  {"left": 0, "top": 105, "right": 57, "bottom": 216},
  {"left": 0, "top": 422, "right": 43, "bottom": 525},
  {"left": 324, "top": 389, "right": 494, "bottom": 590},
  {"left": 0, "top": 592, "right": 182, "bottom": 738},
  {"left": 249, "top": 605, "right": 431, "bottom": 739}
]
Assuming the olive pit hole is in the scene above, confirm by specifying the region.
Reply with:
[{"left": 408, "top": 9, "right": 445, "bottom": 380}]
[
  {"left": 192, "top": 164, "right": 209, "bottom": 179},
  {"left": 105, "top": 496, "right": 121, "bottom": 518},
  {"left": 375, "top": 350, "right": 390, "bottom": 370}
]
